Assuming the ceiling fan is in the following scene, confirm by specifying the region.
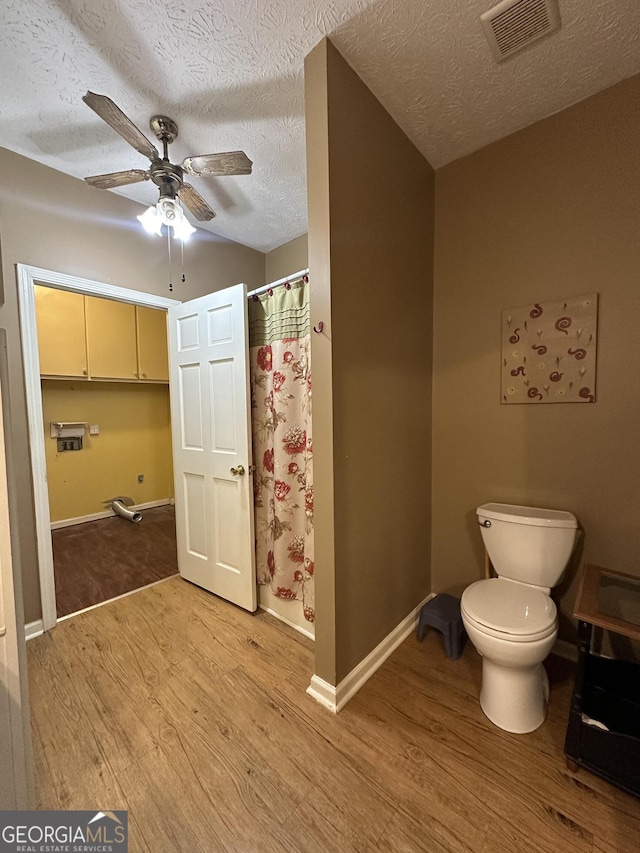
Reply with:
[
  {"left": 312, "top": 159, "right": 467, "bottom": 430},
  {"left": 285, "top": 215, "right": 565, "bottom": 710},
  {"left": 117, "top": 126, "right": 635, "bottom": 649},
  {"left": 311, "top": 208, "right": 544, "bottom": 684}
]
[{"left": 82, "top": 91, "right": 252, "bottom": 230}]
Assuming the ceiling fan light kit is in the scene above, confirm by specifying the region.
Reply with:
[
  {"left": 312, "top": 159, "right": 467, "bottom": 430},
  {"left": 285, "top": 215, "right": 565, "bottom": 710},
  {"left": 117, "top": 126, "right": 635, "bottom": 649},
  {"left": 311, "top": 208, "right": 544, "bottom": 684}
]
[
  {"left": 136, "top": 198, "right": 196, "bottom": 241},
  {"left": 136, "top": 205, "right": 162, "bottom": 236}
]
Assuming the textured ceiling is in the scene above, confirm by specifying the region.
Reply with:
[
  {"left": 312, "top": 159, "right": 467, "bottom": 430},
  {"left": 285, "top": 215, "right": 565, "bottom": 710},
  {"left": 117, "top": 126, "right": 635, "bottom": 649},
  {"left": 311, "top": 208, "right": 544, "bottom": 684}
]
[{"left": 1, "top": 1, "right": 639, "bottom": 253}]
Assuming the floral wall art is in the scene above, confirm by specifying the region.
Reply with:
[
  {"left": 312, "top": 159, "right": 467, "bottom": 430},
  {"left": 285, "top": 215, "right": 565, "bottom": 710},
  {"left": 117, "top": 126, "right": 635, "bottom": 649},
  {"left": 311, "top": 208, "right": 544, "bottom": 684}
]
[{"left": 501, "top": 293, "right": 598, "bottom": 404}]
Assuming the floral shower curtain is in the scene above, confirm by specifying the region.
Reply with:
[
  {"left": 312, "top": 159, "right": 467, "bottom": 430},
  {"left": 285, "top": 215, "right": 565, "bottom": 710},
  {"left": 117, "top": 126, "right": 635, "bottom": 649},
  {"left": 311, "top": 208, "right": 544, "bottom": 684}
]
[{"left": 249, "top": 276, "right": 314, "bottom": 622}]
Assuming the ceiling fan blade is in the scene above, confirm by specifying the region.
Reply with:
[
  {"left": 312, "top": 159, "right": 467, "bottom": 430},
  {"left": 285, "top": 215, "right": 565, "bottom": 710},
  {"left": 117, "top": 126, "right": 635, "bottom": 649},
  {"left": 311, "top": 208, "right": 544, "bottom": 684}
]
[
  {"left": 181, "top": 151, "right": 252, "bottom": 177},
  {"left": 83, "top": 91, "right": 158, "bottom": 161},
  {"left": 179, "top": 184, "right": 216, "bottom": 220},
  {"left": 84, "top": 169, "right": 150, "bottom": 189}
]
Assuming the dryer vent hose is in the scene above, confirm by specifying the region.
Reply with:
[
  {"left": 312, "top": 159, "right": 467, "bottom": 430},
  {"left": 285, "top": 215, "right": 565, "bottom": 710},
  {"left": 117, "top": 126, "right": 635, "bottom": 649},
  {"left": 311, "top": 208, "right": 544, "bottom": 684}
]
[{"left": 112, "top": 498, "right": 142, "bottom": 524}]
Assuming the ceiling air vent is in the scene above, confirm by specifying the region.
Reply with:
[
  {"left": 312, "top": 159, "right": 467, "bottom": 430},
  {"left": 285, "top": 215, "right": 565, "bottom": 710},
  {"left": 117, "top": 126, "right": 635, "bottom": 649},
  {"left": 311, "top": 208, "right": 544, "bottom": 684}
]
[{"left": 481, "top": 0, "right": 561, "bottom": 63}]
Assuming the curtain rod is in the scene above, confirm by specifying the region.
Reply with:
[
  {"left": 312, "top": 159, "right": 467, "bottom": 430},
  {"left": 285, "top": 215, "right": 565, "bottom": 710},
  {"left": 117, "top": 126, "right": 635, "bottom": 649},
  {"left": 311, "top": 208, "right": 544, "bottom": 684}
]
[{"left": 247, "top": 267, "right": 309, "bottom": 298}]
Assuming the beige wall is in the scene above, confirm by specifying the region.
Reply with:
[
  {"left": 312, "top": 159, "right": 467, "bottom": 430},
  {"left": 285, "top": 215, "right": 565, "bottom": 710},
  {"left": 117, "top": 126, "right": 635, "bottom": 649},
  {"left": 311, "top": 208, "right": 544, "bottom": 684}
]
[
  {"left": 306, "top": 40, "right": 434, "bottom": 684},
  {"left": 432, "top": 73, "right": 640, "bottom": 643},
  {"left": 265, "top": 234, "right": 308, "bottom": 282},
  {"left": 0, "top": 147, "right": 265, "bottom": 622}
]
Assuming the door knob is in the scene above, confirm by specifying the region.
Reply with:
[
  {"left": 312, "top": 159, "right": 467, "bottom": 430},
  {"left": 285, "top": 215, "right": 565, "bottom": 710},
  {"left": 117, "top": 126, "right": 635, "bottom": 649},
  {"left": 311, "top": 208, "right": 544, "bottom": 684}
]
[{"left": 230, "top": 465, "right": 245, "bottom": 476}]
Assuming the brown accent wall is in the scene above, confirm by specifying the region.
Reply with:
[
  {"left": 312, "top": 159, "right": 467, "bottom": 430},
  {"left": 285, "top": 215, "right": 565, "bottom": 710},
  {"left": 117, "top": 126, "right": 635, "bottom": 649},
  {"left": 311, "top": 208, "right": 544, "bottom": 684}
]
[
  {"left": 265, "top": 234, "right": 308, "bottom": 282},
  {"left": 0, "top": 147, "right": 265, "bottom": 623},
  {"left": 306, "top": 40, "right": 434, "bottom": 684},
  {"left": 433, "top": 74, "right": 640, "bottom": 642}
]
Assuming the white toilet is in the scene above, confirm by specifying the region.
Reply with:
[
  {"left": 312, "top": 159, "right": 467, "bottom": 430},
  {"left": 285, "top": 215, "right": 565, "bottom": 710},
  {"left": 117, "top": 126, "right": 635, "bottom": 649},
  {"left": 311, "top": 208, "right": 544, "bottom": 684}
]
[{"left": 461, "top": 502, "right": 578, "bottom": 734}]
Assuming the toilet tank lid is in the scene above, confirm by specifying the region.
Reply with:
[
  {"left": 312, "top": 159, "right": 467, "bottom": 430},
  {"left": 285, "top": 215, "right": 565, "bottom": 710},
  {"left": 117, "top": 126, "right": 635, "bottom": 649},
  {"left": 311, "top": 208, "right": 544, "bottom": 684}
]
[{"left": 477, "top": 503, "right": 578, "bottom": 529}]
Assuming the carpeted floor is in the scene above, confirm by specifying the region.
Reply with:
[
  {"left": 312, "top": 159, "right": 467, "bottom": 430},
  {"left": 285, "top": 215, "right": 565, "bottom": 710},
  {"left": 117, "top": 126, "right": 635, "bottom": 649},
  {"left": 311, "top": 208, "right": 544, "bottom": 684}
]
[{"left": 53, "top": 504, "right": 178, "bottom": 617}]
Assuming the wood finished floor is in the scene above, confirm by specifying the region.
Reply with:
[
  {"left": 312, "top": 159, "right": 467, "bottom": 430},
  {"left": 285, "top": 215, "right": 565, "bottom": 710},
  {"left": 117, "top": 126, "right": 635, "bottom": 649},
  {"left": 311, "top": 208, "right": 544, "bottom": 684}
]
[
  {"left": 53, "top": 505, "right": 178, "bottom": 617},
  {"left": 29, "top": 577, "right": 640, "bottom": 852}
]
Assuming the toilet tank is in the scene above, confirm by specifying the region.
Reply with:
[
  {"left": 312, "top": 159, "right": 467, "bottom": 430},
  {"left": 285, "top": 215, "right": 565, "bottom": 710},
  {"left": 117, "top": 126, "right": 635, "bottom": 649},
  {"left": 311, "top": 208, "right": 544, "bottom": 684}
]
[{"left": 477, "top": 503, "right": 578, "bottom": 588}]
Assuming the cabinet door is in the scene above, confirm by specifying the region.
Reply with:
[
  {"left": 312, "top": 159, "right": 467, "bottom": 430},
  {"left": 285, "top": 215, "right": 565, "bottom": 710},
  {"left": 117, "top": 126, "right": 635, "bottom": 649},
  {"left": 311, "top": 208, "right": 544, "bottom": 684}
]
[
  {"left": 34, "top": 286, "right": 88, "bottom": 377},
  {"left": 136, "top": 306, "right": 169, "bottom": 381},
  {"left": 86, "top": 296, "right": 138, "bottom": 380}
]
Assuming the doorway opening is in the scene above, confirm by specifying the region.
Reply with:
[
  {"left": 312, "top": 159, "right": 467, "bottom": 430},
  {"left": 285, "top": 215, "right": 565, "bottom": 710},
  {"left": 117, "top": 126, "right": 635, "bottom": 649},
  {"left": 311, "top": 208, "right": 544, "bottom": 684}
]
[
  {"left": 33, "top": 283, "right": 178, "bottom": 619},
  {"left": 18, "top": 264, "right": 179, "bottom": 631}
]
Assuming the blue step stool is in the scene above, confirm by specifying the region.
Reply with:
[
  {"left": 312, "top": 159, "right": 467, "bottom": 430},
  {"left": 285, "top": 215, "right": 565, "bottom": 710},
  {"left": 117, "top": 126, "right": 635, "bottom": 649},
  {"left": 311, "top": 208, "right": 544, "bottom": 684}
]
[{"left": 416, "top": 593, "right": 466, "bottom": 660}]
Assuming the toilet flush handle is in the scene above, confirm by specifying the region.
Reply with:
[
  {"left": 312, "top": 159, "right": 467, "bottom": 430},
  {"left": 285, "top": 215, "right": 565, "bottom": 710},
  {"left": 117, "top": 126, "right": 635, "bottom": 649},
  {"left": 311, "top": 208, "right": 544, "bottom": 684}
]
[{"left": 479, "top": 519, "right": 492, "bottom": 528}]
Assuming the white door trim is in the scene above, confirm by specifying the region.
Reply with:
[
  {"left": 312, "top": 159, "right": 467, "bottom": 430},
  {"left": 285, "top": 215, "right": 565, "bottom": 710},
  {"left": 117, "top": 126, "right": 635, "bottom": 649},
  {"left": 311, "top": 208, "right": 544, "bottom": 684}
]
[
  {"left": 17, "top": 264, "right": 179, "bottom": 631},
  {"left": 0, "top": 342, "right": 34, "bottom": 807}
]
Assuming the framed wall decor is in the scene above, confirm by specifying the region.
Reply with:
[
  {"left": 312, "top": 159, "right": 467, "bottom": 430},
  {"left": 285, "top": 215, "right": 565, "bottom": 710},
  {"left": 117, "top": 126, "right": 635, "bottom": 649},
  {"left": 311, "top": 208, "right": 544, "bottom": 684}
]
[{"left": 501, "top": 293, "right": 598, "bottom": 404}]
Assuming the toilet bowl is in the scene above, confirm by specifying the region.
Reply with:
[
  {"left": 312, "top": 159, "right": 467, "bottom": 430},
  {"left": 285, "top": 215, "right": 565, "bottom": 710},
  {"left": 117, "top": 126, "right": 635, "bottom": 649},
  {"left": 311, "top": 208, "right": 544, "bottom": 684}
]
[
  {"left": 462, "top": 577, "right": 558, "bottom": 732},
  {"left": 461, "top": 503, "right": 577, "bottom": 734}
]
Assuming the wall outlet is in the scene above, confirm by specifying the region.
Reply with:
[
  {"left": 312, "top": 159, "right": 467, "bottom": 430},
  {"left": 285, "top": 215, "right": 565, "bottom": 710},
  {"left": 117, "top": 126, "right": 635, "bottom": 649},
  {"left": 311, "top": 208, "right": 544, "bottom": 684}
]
[
  {"left": 137, "top": 474, "right": 144, "bottom": 483},
  {"left": 89, "top": 424, "right": 99, "bottom": 435}
]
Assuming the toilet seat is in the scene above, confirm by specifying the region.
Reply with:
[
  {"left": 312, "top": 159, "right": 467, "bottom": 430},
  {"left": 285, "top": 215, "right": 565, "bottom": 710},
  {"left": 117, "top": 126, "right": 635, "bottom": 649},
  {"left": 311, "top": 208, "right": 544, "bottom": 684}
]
[{"left": 461, "top": 578, "right": 557, "bottom": 642}]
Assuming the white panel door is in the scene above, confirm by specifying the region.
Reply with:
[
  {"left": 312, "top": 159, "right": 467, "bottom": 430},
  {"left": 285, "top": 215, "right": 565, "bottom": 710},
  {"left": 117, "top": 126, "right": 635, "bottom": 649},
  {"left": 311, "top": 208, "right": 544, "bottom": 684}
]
[{"left": 168, "top": 283, "right": 256, "bottom": 611}]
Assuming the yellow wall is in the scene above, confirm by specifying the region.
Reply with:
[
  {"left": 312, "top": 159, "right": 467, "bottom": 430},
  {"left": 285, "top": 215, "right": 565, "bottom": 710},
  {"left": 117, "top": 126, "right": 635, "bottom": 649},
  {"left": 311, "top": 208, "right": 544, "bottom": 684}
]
[
  {"left": 433, "top": 72, "right": 640, "bottom": 643},
  {"left": 42, "top": 380, "right": 173, "bottom": 522},
  {"left": 306, "top": 40, "right": 435, "bottom": 684}
]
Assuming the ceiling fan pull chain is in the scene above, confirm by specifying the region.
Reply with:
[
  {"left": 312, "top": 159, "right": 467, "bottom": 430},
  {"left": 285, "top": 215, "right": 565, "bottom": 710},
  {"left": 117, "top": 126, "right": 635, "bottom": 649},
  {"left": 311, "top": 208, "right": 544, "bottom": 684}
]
[
  {"left": 181, "top": 238, "right": 186, "bottom": 285},
  {"left": 167, "top": 227, "right": 173, "bottom": 292}
]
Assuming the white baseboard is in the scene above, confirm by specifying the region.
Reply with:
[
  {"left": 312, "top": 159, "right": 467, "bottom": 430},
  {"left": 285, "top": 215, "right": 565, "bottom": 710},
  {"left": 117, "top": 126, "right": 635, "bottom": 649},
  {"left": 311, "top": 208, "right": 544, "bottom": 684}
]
[
  {"left": 51, "top": 499, "right": 173, "bottom": 530},
  {"left": 307, "top": 675, "right": 340, "bottom": 713},
  {"left": 258, "top": 604, "right": 315, "bottom": 641},
  {"left": 25, "top": 619, "right": 44, "bottom": 641},
  {"left": 551, "top": 638, "right": 578, "bottom": 662},
  {"left": 307, "top": 592, "right": 435, "bottom": 714}
]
